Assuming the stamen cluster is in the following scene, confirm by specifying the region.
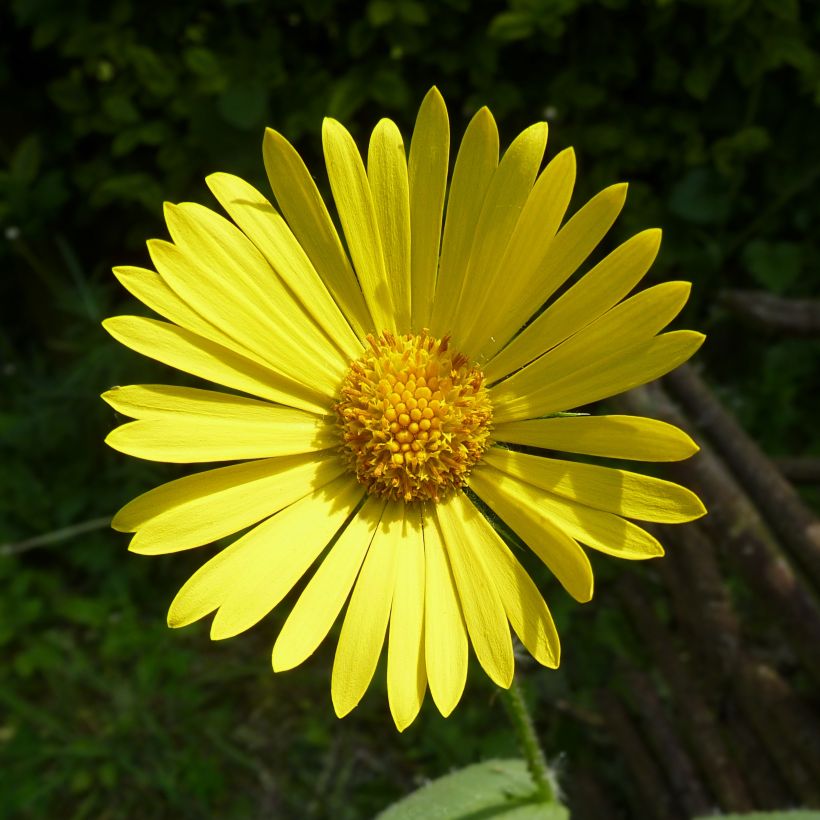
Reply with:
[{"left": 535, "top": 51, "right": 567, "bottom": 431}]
[{"left": 335, "top": 331, "right": 493, "bottom": 502}]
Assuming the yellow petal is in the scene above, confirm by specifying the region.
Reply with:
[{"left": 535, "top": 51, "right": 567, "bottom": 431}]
[
  {"left": 421, "top": 504, "right": 468, "bottom": 717},
  {"left": 154, "top": 205, "right": 346, "bottom": 396},
  {"left": 102, "top": 316, "right": 327, "bottom": 414},
  {"left": 492, "top": 281, "right": 691, "bottom": 403},
  {"left": 272, "top": 497, "right": 385, "bottom": 672},
  {"left": 115, "top": 452, "right": 345, "bottom": 555},
  {"left": 475, "top": 466, "right": 664, "bottom": 560},
  {"left": 492, "top": 330, "right": 705, "bottom": 423},
  {"left": 145, "top": 236, "right": 328, "bottom": 390},
  {"left": 485, "top": 228, "right": 662, "bottom": 382},
  {"left": 103, "top": 384, "right": 335, "bottom": 462},
  {"left": 430, "top": 107, "right": 498, "bottom": 335},
  {"left": 480, "top": 182, "right": 628, "bottom": 361},
  {"left": 535, "top": 182, "right": 628, "bottom": 299},
  {"left": 323, "top": 118, "right": 395, "bottom": 333},
  {"left": 162, "top": 204, "right": 338, "bottom": 361},
  {"left": 112, "top": 266, "right": 267, "bottom": 368},
  {"left": 484, "top": 448, "right": 706, "bottom": 523},
  {"left": 167, "top": 475, "right": 362, "bottom": 636},
  {"left": 114, "top": 263, "right": 320, "bottom": 390},
  {"left": 262, "top": 128, "right": 372, "bottom": 338},
  {"left": 492, "top": 415, "right": 699, "bottom": 462},
  {"left": 408, "top": 87, "right": 449, "bottom": 330},
  {"left": 205, "top": 172, "right": 363, "bottom": 358},
  {"left": 387, "top": 505, "right": 427, "bottom": 731},
  {"left": 368, "top": 118, "right": 411, "bottom": 331},
  {"left": 469, "top": 464, "right": 594, "bottom": 603},
  {"left": 450, "top": 122, "right": 548, "bottom": 348},
  {"left": 436, "top": 494, "right": 514, "bottom": 689},
  {"left": 468, "top": 147, "right": 575, "bottom": 360},
  {"left": 455, "top": 493, "right": 560, "bottom": 668},
  {"left": 332, "top": 502, "right": 403, "bottom": 718}
]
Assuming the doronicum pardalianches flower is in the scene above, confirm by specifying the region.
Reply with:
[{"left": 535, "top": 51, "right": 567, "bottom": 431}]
[{"left": 103, "top": 87, "right": 706, "bottom": 731}]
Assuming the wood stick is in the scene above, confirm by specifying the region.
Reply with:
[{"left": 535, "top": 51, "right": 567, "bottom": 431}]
[
  {"left": 722, "top": 709, "right": 791, "bottom": 809},
  {"left": 620, "top": 666, "right": 713, "bottom": 817},
  {"left": 665, "top": 364, "right": 820, "bottom": 591},
  {"left": 618, "top": 577, "right": 755, "bottom": 812},
  {"left": 615, "top": 383, "right": 820, "bottom": 684},
  {"left": 651, "top": 528, "right": 791, "bottom": 808},
  {"left": 653, "top": 523, "right": 742, "bottom": 675},
  {"left": 615, "top": 384, "right": 820, "bottom": 803},
  {"left": 719, "top": 289, "right": 820, "bottom": 337},
  {"left": 597, "top": 689, "right": 680, "bottom": 820},
  {"left": 773, "top": 456, "right": 820, "bottom": 485},
  {"left": 655, "top": 535, "right": 820, "bottom": 804},
  {"left": 733, "top": 660, "right": 820, "bottom": 804},
  {"left": 566, "top": 767, "right": 620, "bottom": 820},
  {"left": 0, "top": 516, "right": 110, "bottom": 556}
]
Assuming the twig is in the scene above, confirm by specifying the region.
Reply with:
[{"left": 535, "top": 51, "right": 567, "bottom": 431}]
[
  {"left": 0, "top": 517, "right": 111, "bottom": 557},
  {"left": 566, "top": 767, "right": 619, "bottom": 820},
  {"left": 615, "top": 383, "right": 820, "bottom": 802},
  {"left": 616, "top": 383, "right": 820, "bottom": 684},
  {"left": 620, "top": 667, "right": 712, "bottom": 818},
  {"left": 659, "top": 541, "right": 820, "bottom": 804},
  {"left": 652, "top": 528, "right": 791, "bottom": 809},
  {"left": 722, "top": 711, "right": 790, "bottom": 810},
  {"left": 618, "top": 577, "right": 754, "bottom": 812},
  {"left": 665, "top": 364, "right": 820, "bottom": 592},
  {"left": 719, "top": 289, "right": 820, "bottom": 337},
  {"left": 654, "top": 523, "right": 742, "bottom": 674},
  {"left": 597, "top": 689, "right": 679, "bottom": 820},
  {"left": 734, "top": 660, "right": 820, "bottom": 804},
  {"left": 773, "top": 456, "right": 820, "bottom": 485}
]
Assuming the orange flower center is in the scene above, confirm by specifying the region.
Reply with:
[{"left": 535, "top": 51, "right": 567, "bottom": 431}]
[{"left": 335, "top": 331, "right": 493, "bottom": 502}]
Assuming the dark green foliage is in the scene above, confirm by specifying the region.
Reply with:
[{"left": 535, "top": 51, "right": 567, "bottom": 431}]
[{"left": 2, "top": 0, "right": 820, "bottom": 816}]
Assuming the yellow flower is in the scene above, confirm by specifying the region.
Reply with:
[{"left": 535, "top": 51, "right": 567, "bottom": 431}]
[{"left": 103, "top": 88, "right": 705, "bottom": 731}]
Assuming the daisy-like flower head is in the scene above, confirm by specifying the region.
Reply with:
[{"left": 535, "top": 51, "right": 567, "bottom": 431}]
[{"left": 103, "top": 88, "right": 705, "bottom": 731}]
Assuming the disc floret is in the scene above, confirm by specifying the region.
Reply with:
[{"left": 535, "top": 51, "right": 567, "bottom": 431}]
[{"left": 335, "top": 331, "right": 493, "bottom": 502}]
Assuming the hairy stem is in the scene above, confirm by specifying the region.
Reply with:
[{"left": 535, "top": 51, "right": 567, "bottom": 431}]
[{"left": 501, "top": 677, "right": 556, "bottom": 803}]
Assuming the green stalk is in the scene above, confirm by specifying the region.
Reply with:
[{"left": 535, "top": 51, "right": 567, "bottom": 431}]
[{"left": 501, "top": 676, "right": 556, "bottom": 804}]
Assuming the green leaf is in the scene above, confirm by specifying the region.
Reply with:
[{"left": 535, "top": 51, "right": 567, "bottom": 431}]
[
  {"left": 762, "top": 0, "right": 799, "bottom": 20},
  {"left": 128, "top": 45, "right": 176, "bottom": 97},
  {"left": 218, "top": 82, "right": 267, "bottom": 130},
  {"left": 368, "top": 0, "right": 396, "bottom": 25},
  {"left": 327, "top": 75, "right": 368, "bottom": 120},
  {"left": 10, "top": 136, "right": 41, "bottom": 183},
  {"left": 488, "top": 12, "right": 534, "bottom": 42},
  {"left": 184, "top": 47, "right": 226, "bottom": 92},
  {"left": 683, "top": 55, "right": 723, "bottom": 100},
  {"left": 370, "top": 69, "right": 410, "bottom": 109},
  {"left": 376, "top": 759, "right": 568, "bottom": 820},
  {"left": 742, "top": 240, "right": 803, "bottom": 294},
  {"left": 102, "top": 95, "right": 139, "bottom": 124},
  {"left": 399, "top": 1, "right": 429, "bottom": 24},
  {"left": 713, "top": 126, "right": 771, "bottom": 175},
  {"left": 48, "top": 75, "right": 88, "bottom": 113},
  {"left": 668, "top": 169, "right": 730, "bottom": 225},
  {"left": 91, "top": 173, "right": 163, "bottom": 210},
  {"left": 184, "top": 47, "right": 222, "bottom": 78}
]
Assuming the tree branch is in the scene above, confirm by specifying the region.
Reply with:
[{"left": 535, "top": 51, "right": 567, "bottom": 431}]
[
  {"left": 664, "top": 364, "right": 820, "bottom": 592},
  {"left": 719, "top": 289, "right": 820, "bottom": 337}
]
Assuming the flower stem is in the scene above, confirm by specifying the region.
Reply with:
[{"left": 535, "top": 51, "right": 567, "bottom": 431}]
[{"left": 501, "top": 676, "right": 556, "bottom": 804}]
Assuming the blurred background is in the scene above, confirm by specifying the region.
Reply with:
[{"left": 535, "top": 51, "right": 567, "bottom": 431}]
[{"left": 2, "top": 0, "right": 820, "bottom": 817}]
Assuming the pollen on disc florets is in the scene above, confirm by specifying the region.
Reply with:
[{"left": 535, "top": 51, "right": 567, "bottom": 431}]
[{"left": 335, "top": 331, "right": 493, "bottom": 503}]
